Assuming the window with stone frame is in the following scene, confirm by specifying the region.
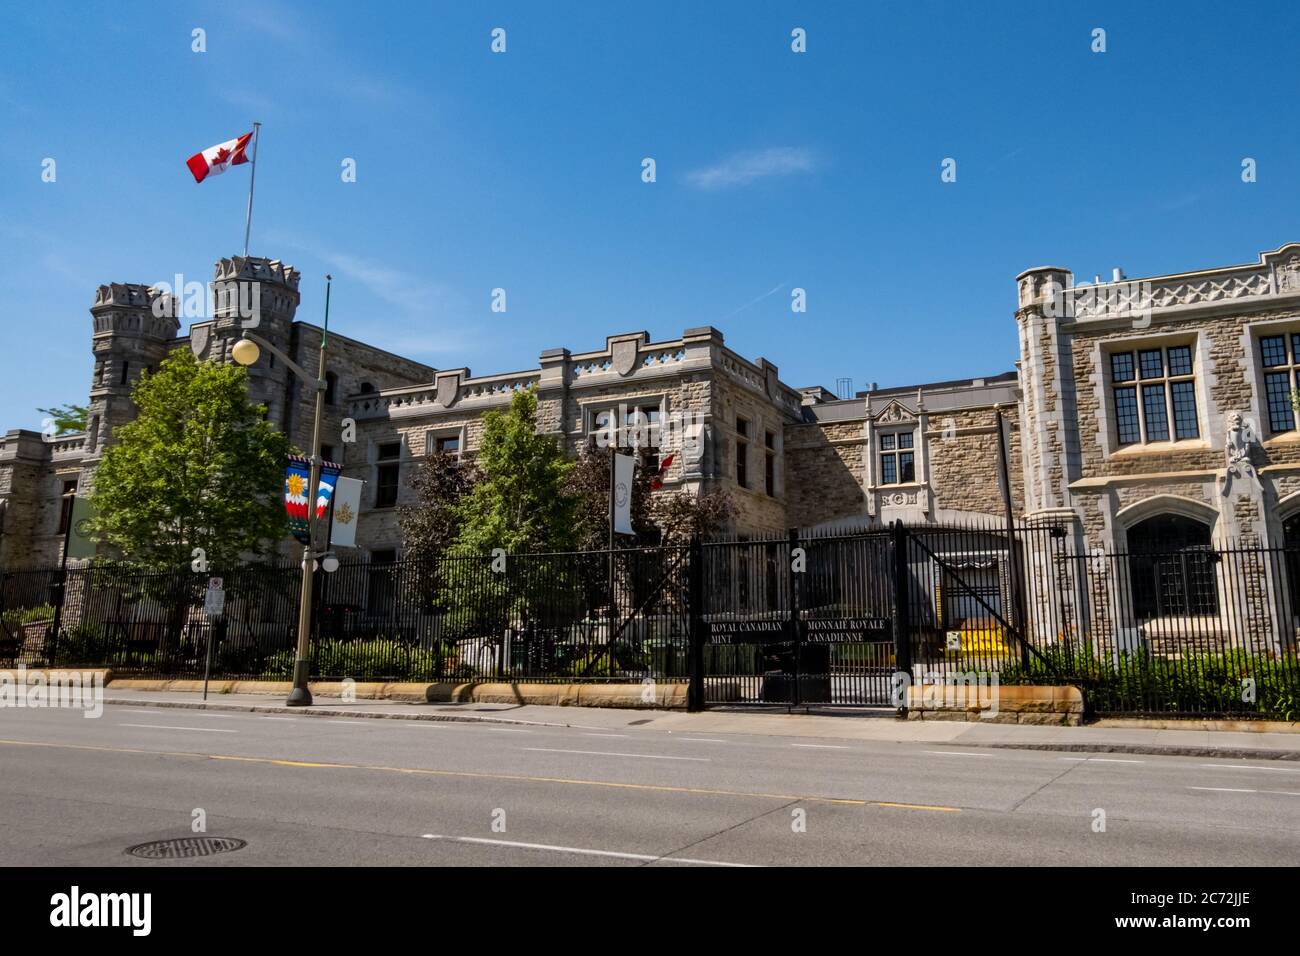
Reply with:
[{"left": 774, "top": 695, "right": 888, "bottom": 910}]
[
  {"left": 374, "top": 441, "right": 402, "bottom": 508},
  {"left": 56, "top": 479, "right": 78, "bottom": 535},
  {"left": 735, "top": 416, "right": 750, "bottom": 489},
  {"left": 878, "top": 430, "right": 916, "bottom": 484},
  {"left": 425, "top": 430, "right": 463, "bottom": 458},
  {"left": 1109, "top": 344, "right": 1199, "bottom": 446},
  {"left": 764, "top": 430, "right": 776, "bottom": 497},
  {"left": 1259, "top": 332, "right": 1300, "bottom": 434},
  {"left": 592, "top": 403, "right": 661, "bottom": 453}
]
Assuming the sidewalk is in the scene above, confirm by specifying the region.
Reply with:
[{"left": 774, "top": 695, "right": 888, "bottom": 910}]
[{"left": 100, "top": 689, "right": 1300, "bottom": 761}]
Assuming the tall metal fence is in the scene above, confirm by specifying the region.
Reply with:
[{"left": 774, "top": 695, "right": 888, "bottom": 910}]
[{"left": 2, "top": 522, "right": 1297, "bottom": 720}]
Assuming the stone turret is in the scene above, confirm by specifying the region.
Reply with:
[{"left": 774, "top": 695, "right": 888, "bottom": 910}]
[
  {"left": 203, "top": 256, "right": 301, "bottom": 429},
  {"left": 85, "top": 282, "right": 180, "bottom": 464}
]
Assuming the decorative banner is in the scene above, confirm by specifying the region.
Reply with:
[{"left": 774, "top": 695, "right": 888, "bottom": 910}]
[
  {"left": 329, "top": 476, "right": 365, "bottom": 549},
  {"left": 66, "top": 497, "right": 98, "bottom": 560},
  {"left": 612, "top": 453, "right": 636, "bottom": 536},
  {"left": 284, "top": 456, "right": 341, "bottom": 546}
]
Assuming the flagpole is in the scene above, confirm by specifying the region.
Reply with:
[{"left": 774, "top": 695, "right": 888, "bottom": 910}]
[{"left": 243, "top": 122, "right": 262, "bottom": 257}]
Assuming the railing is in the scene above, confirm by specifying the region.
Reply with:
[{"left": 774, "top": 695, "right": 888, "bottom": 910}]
[{"left": 2, "top": 526, "right": 1298, "bottom": 719}]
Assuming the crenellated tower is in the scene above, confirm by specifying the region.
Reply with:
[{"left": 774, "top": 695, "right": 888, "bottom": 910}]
[
  {"left": 85, "top": 283, "right": 181, "bottom": 467},
  {"left": 198, "top": 255, "right": 301, "bottom": 431}
]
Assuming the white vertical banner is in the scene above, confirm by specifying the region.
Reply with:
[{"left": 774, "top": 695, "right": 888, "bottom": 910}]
[
  {"left": 329, "top": 476, "right": 365, "bottom": 548},
  {"left": 612, "top": 453, "right": 636, "bottom": 536}
]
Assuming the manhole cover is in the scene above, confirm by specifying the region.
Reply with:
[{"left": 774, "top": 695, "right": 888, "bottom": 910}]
[{"left": 127, "top": 837, "right": 247, "bottom": 860}]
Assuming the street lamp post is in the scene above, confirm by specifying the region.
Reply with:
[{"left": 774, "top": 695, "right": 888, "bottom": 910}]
[{"left": 232, "top": 275, "right": 334, "bottom": 707}]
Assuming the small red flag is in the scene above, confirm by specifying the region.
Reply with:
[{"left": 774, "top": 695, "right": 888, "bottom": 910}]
[{"left": 651, "top": 454, "right": 676, "bottom": 490}]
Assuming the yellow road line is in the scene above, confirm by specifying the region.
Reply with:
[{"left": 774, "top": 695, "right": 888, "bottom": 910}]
[{"left": 0, "top": 738, "right": 961, "bottom": 812}]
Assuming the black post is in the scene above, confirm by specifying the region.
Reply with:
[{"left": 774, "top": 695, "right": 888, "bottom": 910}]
[
  {"left": 687, "top": 536, "right": 705, "bottom": 712},
  {"left": 890, "top": 519, "right": 913, "bottom": 718},
  {"left": 47, "top": 491, "right": 78, "bottom": 665},
  {"left": 788, "top": 527, "right": 802, "bottom": 710},
  {"left": 607, "top": 450, "right": 616, "bottom": 677},
  {"left": 995, "top": 406, "right": 1031, "bottom": 669}
]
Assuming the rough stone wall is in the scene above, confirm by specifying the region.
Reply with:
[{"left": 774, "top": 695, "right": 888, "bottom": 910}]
[
  {"left": 927, "top": 405, "right": 1023, "bottom": 521},
  {"left": 784, "top": 418, "right": 865, "bottom": 529},
  {"left": 286, "top": 326, "right": 436, "bottom": 466}
]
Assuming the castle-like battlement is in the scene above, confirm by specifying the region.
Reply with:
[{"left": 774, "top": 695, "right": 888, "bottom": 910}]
[{"left": 214, "top": 256, "right": 300, "bottom": 289}]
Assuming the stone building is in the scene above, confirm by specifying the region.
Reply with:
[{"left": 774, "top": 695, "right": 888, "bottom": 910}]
[
  {"left": 3, "top": 243, "right": 1298, "bottom": 592},
  {"left": 1017, "top": 242, "right": 1300, "bottom": 553}
]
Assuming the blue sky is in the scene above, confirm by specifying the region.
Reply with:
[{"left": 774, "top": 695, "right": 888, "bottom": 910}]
[{"left": 2, "top": 0, "right": 1297, "bottom": 430}]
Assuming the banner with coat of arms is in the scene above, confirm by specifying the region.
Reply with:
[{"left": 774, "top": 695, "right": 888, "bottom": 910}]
[{"left": 284, "top": 455, "right": 342, "bottom": 546}]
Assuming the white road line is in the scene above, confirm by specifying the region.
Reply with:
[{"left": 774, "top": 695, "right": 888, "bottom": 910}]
[
  {"left": 677, "top": 738, "right": 728, "bottom": 743},
  {"left": 259, "top": 717, "right": 299, "bottom": 722},
  {"left": 584, "top": 733, "right": 628, "bottom": 738},
  {"left": 488, "top": 728, "right": 532, "bottom": 734},
  {"left": 523, "top": 747, "right": 709, "bottom": 762},
  {"left": 1057, "top": 757, "right": 1089, "bottom": 761},
  {"left": 420, "top": 834, "right": 752, "bottom": 867},
  {"left": 791, "top": 743, "right": 849, "bottom": 750},
  {"left": 1088, "top": 758, "right": 1145, "bottom": 764},
  {"left": 923, "top": 750, "right": 991, "bottom": 758},
  {"left": 1263, "top": 790, "right": 1300, "bottom": 797},
  {"left": 1190, "top": 787, "right": 1257, "bottom": 793},
  {"left": 1198, "top": 763, "right": 1300, "bottom": 774},
  {"left": 321, "top": 720, "right": 371, "bottom": 725},
  {"left": 118, "top": 723, "right": 238, "bottom": 733}
]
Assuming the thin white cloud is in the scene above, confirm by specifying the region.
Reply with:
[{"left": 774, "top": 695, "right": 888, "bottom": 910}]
[
  {"left": 718, "top": 281, "right": 789, "bottom": 322},
  {"left": 686, "top": 147, "right": 817, "bottom": 190}
]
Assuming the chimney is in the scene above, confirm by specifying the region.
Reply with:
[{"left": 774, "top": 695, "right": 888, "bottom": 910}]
[{"left": 1112, "top": 267, "right": 1125, "bottom": 282}]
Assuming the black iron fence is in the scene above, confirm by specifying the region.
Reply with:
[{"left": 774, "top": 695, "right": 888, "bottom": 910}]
[{"left": 1, "top": 522, "right": 1297, "bottom": 720}]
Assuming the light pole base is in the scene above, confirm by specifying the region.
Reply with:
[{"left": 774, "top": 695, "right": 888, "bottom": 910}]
[{"left": 286, "top": 659, "right": 313, "bottom": 707}]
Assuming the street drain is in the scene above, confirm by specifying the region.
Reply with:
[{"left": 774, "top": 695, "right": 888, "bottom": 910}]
[{"left": 127, "top": 837, "right": 247, "bottom": 860}]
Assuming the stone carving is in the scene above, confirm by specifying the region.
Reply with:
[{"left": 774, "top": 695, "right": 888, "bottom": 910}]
[
  {"left": 1279, "top": 255, "right": 1300, "bottom": 293},
  {"left": 1222, "top": 411, "right": 1259, "bottom": 497},
  {"left": 436, "top": 374, "right": 459, "bottom": 408},
  {"left": 190, "top": 325, "right": 210, "bottom": 359},
  {"left": 611, "top": 339, "right": 638, "bottom": 377},
  {"left": 874, "top": 401, "right": 915, "bottom": 424}
]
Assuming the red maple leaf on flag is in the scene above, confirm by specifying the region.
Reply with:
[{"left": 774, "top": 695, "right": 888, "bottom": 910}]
[{"left": 210, "top": 146, "right": 231, "bottom": 166}]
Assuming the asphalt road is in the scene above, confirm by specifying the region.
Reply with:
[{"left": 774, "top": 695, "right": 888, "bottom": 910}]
[{"left": 2, "top": 704, "right": 1299, "bottom": 866}]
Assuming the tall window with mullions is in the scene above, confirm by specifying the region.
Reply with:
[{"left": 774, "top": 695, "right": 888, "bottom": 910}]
[
  {"left": 1260, "top": 333, "right": 1300, "bottom": 434},
  {"left": 1110, "top": 345, "right": 1199, "bottom": 446}
]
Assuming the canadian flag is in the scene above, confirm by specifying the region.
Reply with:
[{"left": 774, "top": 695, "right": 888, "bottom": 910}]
[
  {"left": 650, "top": 453, "right": 676, "bottom": 491},
  {"left": 186, "top": 131, "right": 254, "bottom": 184}
]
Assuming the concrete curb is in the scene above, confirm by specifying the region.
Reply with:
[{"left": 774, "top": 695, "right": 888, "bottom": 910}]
[
  {"left": 102, "top": 697, "right": 588, "bottom": 730},
  {"left": 104, "top": 678, "right": 687, "bottom": 709}
]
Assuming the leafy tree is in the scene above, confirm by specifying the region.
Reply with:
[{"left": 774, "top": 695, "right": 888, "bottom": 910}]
[
  {"left": 451, "top": 388, "right": 575, "bottom": 554},
  {"left": 37, "top": 403, "right": 88, "bottom": 435},
  {"left": 399, "top": 452, "right": 479, "bottom": 561},
  {"left": 565, "top": 442, "right": 658, "bottom": 550},
  {"left": 89, "top": 349, "right": 291, "bottom": 570},
  {"left": 649, "top": 486, "right": 733, "bottom": 545}
]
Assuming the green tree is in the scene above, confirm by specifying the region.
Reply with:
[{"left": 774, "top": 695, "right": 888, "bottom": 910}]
[
  {"left": 37, "top": 403, "right": 88, "bottom": 435},
  {"left": 399, "top": 452, "right": 479, "bottom": 561},
  {"left": 452, "top": 388, "right": 575, "bottom": 554},
  {"left": 89, "top": 349, "right": 291, "bottom": 570}
]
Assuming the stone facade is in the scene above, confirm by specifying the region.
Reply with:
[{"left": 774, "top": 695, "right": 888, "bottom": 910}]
[
  {"left": 3, "top": 243, "right": 1298, "bottom": 579},
  {"left": 1016, "top": 242, "right": 1300, "bottom": 554}
]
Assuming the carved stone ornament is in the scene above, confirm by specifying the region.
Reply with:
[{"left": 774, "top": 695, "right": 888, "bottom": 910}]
[
  {"left": 1279, "top": 255, "right": 1300, "bottom": 293},
  {"left": 436, "top": 375, "right": 460, "bottom": 408},
  {"left": 1222, "top": 411, "right": 1259, "bottom": 497},
  {"left": 190, "top": 325, "right": 210, "bottom": 360},
  {"left": 874, "top": 401, "right": 915, "bottom": 425},
  {"left": 611, "top": 339, "right": 639, "bottom": 377}
]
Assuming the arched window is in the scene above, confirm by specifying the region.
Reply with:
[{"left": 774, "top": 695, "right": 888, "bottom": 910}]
[
  {"left": 1283, "top": 514, "right": 1300, "bottom": 623},
  {"left": 1126, "top": 514, "right": 1217, "bottom": 619},
  {"left": 358, "top": 382, "right": 375, "bottom": 395}
]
